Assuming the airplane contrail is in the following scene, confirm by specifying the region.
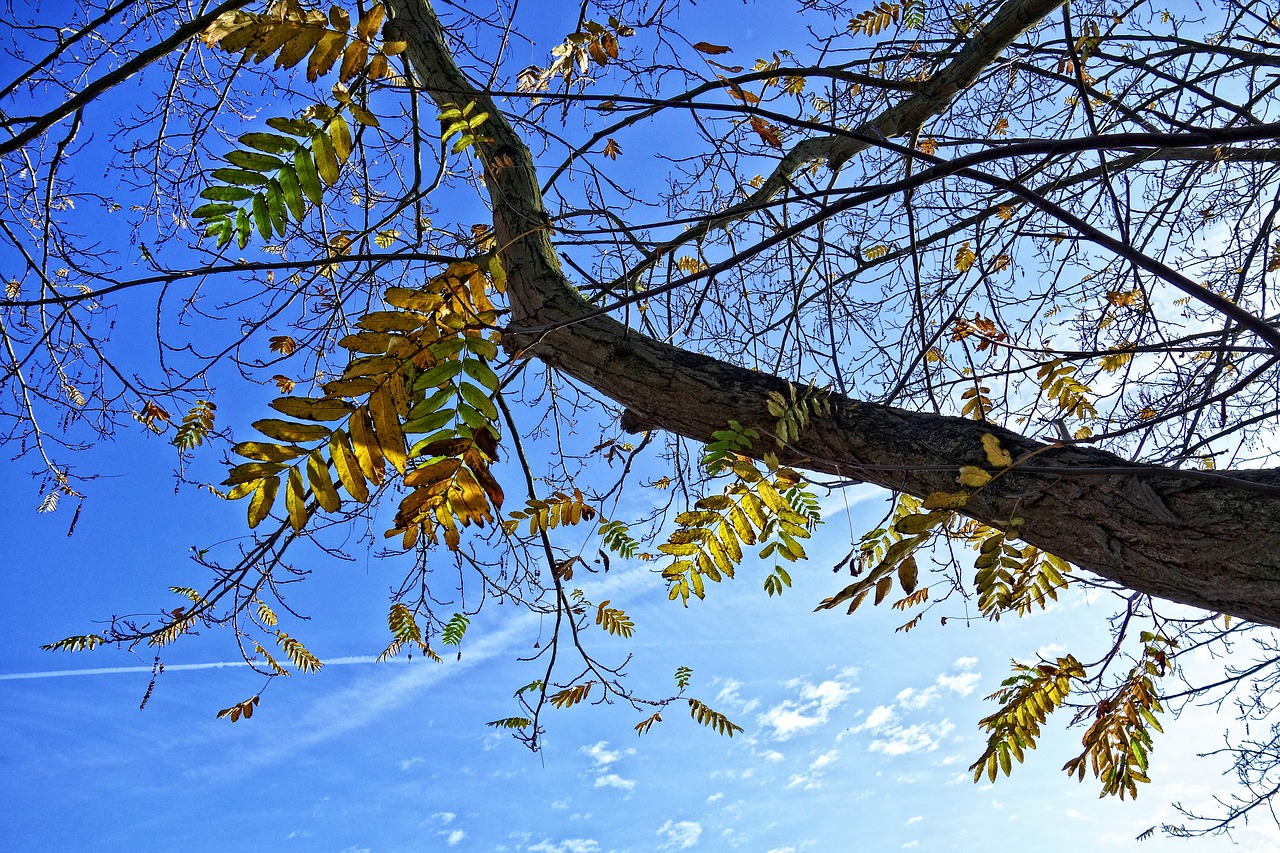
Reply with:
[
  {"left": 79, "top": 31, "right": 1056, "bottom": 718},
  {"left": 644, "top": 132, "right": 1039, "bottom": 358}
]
[{"left": 0, "top": 655, "right": 400, "bottom": 681}]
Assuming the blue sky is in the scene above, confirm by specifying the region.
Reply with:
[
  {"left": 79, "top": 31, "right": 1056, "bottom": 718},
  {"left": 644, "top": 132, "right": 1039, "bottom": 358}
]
[
  {"left": 4, "top": 0, "right": 1280, "bottom": 850},
  {"left": 4, "top": 455, "right": 1279, "bottom": 851}
]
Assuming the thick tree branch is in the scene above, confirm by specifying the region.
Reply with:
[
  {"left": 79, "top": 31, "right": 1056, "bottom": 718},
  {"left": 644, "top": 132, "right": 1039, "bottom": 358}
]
[{"left": 390, "top": 0, "right": 1280, "bottom": 627}]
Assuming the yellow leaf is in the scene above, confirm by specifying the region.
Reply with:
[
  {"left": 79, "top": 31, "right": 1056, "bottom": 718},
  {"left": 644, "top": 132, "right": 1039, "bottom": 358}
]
[
  {"left": 957, "top": 465, "right": 992, "bottom": 487},
  {"left": 348, "top": 405, "right": 386, "bottom": 483},
  {"left": 330, "top": 114, "right": 353, "bottom": 163},
  {"left": 307, "top": 450, "right": 342, "bottom": 512},
  {"left": 370, "top": 386, "right": 407, "bottom": 474},
  {"left": 955, "top": 241, "right": 976, "bottom": 272},
  {"left": 923, "top": 490, "right": 969, "bottom": 510},
  {"left": 874, "top": 575, "right": 894, "bottom": 605},
  {"left": 286, "top": 465, "right": 308, "bottom": 531},
  {"left": 898, "top": 555, "right": 919, "bottom": 594},
  {"left": 403, "top": 457, "right": 462, "bottom": 487},
  {"left": 356, "top": 3, "right": 385, "bottom": 40},
  {"left": 270, "top": 335, "right": 297, "bottom": 355},
  {"left": 981, "top": 433, "right": 1013, "bottom": 467},
  {"left": 248, "top": 475, "right": 280, "bottom": 528},
  {"left": 329, "top": 429, "right": 369, "bottom": 502},
  {"left": 253, "top": 419, "right": 331, "bottom": 443},
  {"left": 1100, "top": 351, "right": 1132, "bottom": 372},
  {"left": 270, "top": 396, "right": 355, "bottom": 422}
]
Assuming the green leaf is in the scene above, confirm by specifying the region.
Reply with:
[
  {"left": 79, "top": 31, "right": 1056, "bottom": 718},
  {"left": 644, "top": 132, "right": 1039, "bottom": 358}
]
[
  {"left": 235, "top": 208, "right": 251, "bottom": 248},
  {"left": 191, "top": 202, "right": 237, "bottom": 219},
  {"left": 211, "top": 167, "right": 270, "bottom": 187},
  {"left": 199, "top": 185, "right": 255, "bottom": 202},
  {"left": 458, "top": 381, "right": 497, "bottom": 421},
  {"left": 442, "top": 612, "right": 469, "bottom": 646},
  {"left": 266, "top": 117, "right": 317, "bottom": 137},
  {"left": 240, "top": 132, "right": 301, "bottom": 155},
  {"left": 462, "top": 358, "right": 501, "bottom": 392},
  {"left": 277, "top": 166, "right": 306, "bottom": 220},
  {"left": 295, "top": 148, "right": 324, "bottom": 205},
  {"left": 330, "top": 114, "right": 353, "bottom": 162},
  {"left": 417, "top": 360, "right": 464, "bottom": 388},
  {"left": 227, "top": 149, "right": 285, "bottom": 172},
  {"left": 251, "top": 193, "right": 272, "bottom": 241},
  {"left": 266, "top": 181, "right": 287, "bottom": 235},
  {"left": 312, "top": 130, "right": 340, "bottom": 185},
  {"left": 404, "top": 407, "right": 457, "bottom": 436}
]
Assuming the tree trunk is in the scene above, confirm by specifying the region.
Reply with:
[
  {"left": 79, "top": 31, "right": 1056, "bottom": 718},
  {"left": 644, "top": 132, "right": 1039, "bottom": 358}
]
[{"left": 389, "top": 0, "right": 1280, "bottom": 627}]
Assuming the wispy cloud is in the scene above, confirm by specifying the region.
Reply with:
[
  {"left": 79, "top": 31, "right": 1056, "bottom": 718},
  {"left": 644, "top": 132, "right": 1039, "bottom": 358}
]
[
  {"left": 528, "top": 839, "right": 601, "bottom": 853},
  {"left": 786, "top": 748, "right": 840, "bottom": 790},
  {"left": 594, "top": 773, "right": 636, "bottom": 791},
  {"left": 657, "top": 819, "right": 702, "bottom": 849},
  {"left": 0, "top": 654, "right": 405, "bottom": 681},
  {"left": 868, "top": 721, "right": 956, "bottom": 756},
  {"left": 580, "top": 740, "right": 632, "bottom": 768},
  {"left": 757, "top": 674, "right": 858, "bottom": 740},
  {"left": 715, "top": 678, "right": 759, "bottom": 714}
]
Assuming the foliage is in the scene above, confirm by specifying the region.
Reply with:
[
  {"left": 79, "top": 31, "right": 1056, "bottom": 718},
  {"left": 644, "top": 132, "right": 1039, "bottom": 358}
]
[{"left": 6, "top": 0, "right": 1280, "bottom": 836}]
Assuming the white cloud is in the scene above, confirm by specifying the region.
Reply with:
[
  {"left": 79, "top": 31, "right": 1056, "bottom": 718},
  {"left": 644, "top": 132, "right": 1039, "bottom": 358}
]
[
  {"left": 868, "top": 720, "right": 956, "bottom": 756},
  {"left": 906, "top": 815, "right": 923, "bottom": 825},
  {"left": 894, "top": 687, "right": 938, "bottom": 710},
  {"left": 758, "top": 750, "right": 784, "bottom": 762},
  {"left": 786, "top": 749, "right": 839, "bottom": 789},
  {"left": 757, "top": 677, "right": 858, "bottom": 740},
  {"left": 766, "top": 848, "right": 797, "bottom": 853},
  {"left": 581, "top": 741, "right": 631, "bottom": 767},
  {"left": 706, "top": 792, "right": 724, "bottom": 803},
  {"left": 657, "top": 820, "right": 703, "bottom": 849},
  {"left": 861, "top": 705, "right": 895, "bottom": 730},
  {"left": 954, "top": 656, "right": 978, "bottom": 669},
  {"left": 811, "top": 751, "right": 837, "bottom": 770},
  {"left": 716, "top": 678, "right": 760, "bottom": 714},
  {"left": 399, "top": 756, "right": 424, "bottom": 771},
  {"left": 936, "top": 671, "right": 980, "bottom": 696},
  {"left": 594, "top": 773, "right": 636, "bottom": 791},
  {"left": 446, "top": 829, "right": 466, "bottom": 846},
  {"left": 433, "top": 811, "right": 455, "bottom": 824},
  {"left": 528, "top": 840, "right": 601, "bottom": 853}
]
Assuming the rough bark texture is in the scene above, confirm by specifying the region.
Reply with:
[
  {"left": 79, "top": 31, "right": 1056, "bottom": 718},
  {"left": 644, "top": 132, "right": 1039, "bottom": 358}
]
[{"left": 389, "top": 0, "right": 1280, "bottom": 626}]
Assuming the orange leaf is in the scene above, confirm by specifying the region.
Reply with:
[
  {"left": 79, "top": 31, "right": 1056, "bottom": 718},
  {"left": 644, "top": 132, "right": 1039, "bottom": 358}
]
[
  {"left": 749, "top": 116, "right": 783, "bottom": 149},
  {"left": 269, "top": 335, "right": 297, "bottom": 355}
]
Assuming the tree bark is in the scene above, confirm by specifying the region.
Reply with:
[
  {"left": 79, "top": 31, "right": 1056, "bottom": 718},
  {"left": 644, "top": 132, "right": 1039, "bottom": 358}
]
[{"left": 389, "top": 0, "right": 1280, "bottom": 627}]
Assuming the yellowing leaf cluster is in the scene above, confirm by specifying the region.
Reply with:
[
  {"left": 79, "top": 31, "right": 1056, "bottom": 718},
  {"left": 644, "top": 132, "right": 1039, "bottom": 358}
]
[
  {"left": 971, "top": 656, "right": 1084, "bottom": 782},
  {"left": 222, "top": 261, "right": 506, "bottom": 553},
  {"left": 849, "top": 2, "right": 902, "bottom": 36},
  {"left": 201, "top": 2, "right": 400, "bottom": 85}
]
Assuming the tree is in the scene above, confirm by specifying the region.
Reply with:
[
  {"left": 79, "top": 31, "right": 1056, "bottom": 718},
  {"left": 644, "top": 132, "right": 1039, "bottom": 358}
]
[{"left": 4, "top": 0, "right": 1280, "bottom": 835}]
